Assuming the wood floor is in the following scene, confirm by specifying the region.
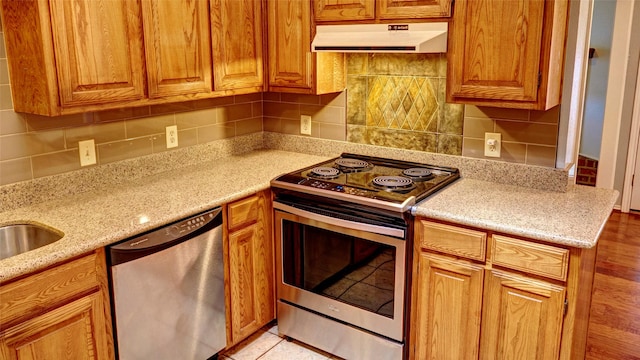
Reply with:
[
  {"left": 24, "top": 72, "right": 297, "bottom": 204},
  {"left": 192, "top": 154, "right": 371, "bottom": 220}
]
[{"left": 585, "top": 210, "right": 640, "bottom": 359}]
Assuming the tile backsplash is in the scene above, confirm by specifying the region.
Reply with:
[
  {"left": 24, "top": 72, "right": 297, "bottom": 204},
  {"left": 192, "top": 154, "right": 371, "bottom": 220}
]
[
  {"left": 345, "top": 53, "right": 465, "bottom": 155},
  {"left": 0, "top": 19, "right": 560, "bottom": 187},
  {"left": 462, "top": 105, "right": 559, "bottom": 167}
]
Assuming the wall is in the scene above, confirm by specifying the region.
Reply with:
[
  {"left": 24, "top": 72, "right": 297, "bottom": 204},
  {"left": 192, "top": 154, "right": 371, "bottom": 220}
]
[
  {"left": 580, "top": 0, "right": 616, "bottom": 160},
  {"left": 263, "top": 92, "right": 347, "bottom": 141},
  {"left": 462, "top": 105, "right": 560, "bottom": 167}
]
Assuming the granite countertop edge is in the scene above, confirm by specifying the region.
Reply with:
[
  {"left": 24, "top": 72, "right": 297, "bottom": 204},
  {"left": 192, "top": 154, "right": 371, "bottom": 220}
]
[
  {"left": 412, "top": 178, "right": 620, "bottom": 249},
  {"left": 0, "top": 150, "right": 619, "bottom": 283}
]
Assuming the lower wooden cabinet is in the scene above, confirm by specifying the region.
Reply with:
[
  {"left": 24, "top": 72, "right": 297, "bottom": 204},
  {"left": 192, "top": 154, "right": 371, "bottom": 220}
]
[
  {"left": 224, "top": 190, "right": 275, "bottom": 347},
  {"left": 480, "top": 270, "right": 566, "bottom": 360},
  {"left": 0, "top": 250, "right": 114, "bottom": 360},
  {"left": 411, "top": 219, "right": 596, "bottom": 360},
  {"left": 412, "top": 253, "right": 483, "bottom": 360}
]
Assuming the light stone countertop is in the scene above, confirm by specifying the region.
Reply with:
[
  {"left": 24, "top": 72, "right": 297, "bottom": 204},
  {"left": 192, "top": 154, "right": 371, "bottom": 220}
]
[
  {"left": 413, "top": 178, "right": 619, "bottom": 248},
  {"left": 0, "top": 147, "right": 619, "bottom": 283},
  {"left": 0, "top": 150, "right": 329, "bottom": 282}
]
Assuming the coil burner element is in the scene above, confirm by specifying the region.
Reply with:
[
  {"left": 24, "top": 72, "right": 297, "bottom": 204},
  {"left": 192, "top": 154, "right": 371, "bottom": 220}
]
[
  {"left": 372, "top": 176, "right": 416, "bottom": 191},
  {"left": 310, "top": 167, "right": 341, "bottom": 179},
  {"left": 334, "top": 158, "right": 371, "bottom": 173},
  {"left": 402, "top": 167, "right": 434, "bottom": 181}
]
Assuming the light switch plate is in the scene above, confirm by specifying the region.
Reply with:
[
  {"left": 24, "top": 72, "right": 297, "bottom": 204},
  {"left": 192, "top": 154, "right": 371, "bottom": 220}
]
[{"left": 79, "top": 139, "right": 97, "bottom": 166}]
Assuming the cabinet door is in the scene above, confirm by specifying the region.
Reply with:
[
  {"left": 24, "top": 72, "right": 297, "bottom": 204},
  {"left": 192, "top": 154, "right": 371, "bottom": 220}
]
[
  {"left": 49, "top": 0, "right": 145, "bottom": 107},
  {"left": 447, "top": 0, "right": 568, "bottom": 110},
  {"left": 447, "top": 0, "right": 545, "bottom": 103},
  {"left": 228, "top": 222, "right": 274, "bottom": 344},
  {"left": 142, "top": 0, "right": 212, "bottom": 98},
  {"left": 0, "top": 292, "right": 111, "bottom": 360},
  {"left": 377, "top": 0, "right": 451, "bottom": 19},
  {"left": 412, "top": 252, "right": 483, "bottom": 360},
  {"left": 267, "top": 0, "right": 313, "bottom": 91},
  {"left": 211, "top": 0, "right": 264, "bottom": 91},
  {"left": 314, "top": 0, "right": 375, "bottom": 22},
  {"left": 480, "top": 270, "right": 565, "bottom": 360}
]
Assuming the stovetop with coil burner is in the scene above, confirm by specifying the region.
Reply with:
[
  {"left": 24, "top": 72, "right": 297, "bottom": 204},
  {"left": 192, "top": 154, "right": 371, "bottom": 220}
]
[{"left": 271, "top": 153, "right": 460, "bottom": 212}]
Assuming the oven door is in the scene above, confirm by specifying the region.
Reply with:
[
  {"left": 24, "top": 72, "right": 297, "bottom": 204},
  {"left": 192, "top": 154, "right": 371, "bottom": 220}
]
[{"left": 274, "top": 201, "right": 407, "bottom": 342}]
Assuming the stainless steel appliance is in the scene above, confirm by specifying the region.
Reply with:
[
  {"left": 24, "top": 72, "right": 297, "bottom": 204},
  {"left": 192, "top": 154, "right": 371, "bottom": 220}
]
[
  {"left": 271, "top": 153, "right": 460, "bottom": 360},
  {"left": 107, "top": 207, "right": 226, "bottom": 360}
]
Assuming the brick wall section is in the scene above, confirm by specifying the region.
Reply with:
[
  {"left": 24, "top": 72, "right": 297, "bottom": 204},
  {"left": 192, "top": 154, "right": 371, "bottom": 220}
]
[{"left": 576, "top": 155, "right": 598, "bottom": 186}]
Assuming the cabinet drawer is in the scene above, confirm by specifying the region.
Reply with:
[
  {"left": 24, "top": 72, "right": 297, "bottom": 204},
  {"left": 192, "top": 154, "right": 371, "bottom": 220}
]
[
  {"left": 0, "top": 252, "right": 100, "bottom": 329},
  {"left": 228, "top": 195, "right": 259, "bottom": 230},
  {"left": 417, "top": 220, "right": 487, "bottom": 261},
  {"left": 491, "top": 235, "right": 569, "bottom": 281}
]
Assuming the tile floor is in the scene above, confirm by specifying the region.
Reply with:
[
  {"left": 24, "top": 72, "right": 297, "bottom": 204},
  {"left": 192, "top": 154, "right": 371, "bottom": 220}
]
[{"left": 220, "top": 323, "right": 344, "bottom": 360}]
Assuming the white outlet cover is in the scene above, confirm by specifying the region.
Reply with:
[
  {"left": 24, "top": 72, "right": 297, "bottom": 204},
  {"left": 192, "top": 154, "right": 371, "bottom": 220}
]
[
  {"left": 484, "top": 132, "right": 501, "bottom": 158},
  {"left": 300, "top": 115, "right": 312, "bottom": 135},
  {"left": 166, "top": 125, "right": 178, "bottom": 148}
]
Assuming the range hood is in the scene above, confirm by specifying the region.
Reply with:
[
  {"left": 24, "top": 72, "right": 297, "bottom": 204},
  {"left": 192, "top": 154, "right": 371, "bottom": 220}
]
[{"left": 311, "top": 23, "right": 447, "bottom": 53}]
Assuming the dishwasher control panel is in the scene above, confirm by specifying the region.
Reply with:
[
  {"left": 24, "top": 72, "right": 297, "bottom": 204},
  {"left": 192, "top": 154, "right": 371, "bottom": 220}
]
[{"left": 110, "top": 207, "right": 222, "bottom": 252}]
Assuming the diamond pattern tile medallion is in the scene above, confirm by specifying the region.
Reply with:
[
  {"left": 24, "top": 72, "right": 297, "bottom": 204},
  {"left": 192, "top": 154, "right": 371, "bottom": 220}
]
[
  {"left": 346, "top": 53, "right": 464, "bottom": 156},
  {"left": 367, "top": 76, "right": 438, "bottom": 132}
]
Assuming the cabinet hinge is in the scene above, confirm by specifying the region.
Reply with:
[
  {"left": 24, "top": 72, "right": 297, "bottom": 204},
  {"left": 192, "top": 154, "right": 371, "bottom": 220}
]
[
  {"left": 538, "top": 72, "right": 542, "bottom": 89},
  {"left": 564, "top": 298, "right": 569, "bottom": 316},
  {"left": 633, "top": 174, "right": 635, "bottom": 187}
]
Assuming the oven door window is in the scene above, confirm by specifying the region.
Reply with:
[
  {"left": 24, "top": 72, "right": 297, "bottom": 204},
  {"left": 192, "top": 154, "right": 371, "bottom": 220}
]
[{"left": 282, "top": 219, "right": 397, "bottom": 318}]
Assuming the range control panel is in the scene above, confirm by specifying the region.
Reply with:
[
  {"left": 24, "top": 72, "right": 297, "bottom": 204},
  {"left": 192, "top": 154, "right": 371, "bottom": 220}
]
[{"left": 301, "top": 178, "right": 376, "bottom": 197}]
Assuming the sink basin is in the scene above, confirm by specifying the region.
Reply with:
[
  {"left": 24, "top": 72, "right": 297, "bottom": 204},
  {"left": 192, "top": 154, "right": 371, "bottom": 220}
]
[{"left": 0, "top": 224, "right": 63, "bottom": 260}]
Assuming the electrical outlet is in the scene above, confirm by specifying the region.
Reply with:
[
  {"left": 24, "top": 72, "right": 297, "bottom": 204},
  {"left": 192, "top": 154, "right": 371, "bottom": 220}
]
[
  {"left": 300, "top": 115, "right": 312, "bottom": 135},
  {"left": 78, "top": 139, "right": 97, "bottom": 166},
  {"left": 166, "top": 125, "right": 178, "bottom": 148},
  {"left": 484, "top": 133, "right": 502, "bottom": 158}
]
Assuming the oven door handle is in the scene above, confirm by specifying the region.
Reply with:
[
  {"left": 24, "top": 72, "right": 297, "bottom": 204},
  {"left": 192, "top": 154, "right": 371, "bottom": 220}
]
[{"left": 273, "top": 202, "right": 405, "bottom": 239}]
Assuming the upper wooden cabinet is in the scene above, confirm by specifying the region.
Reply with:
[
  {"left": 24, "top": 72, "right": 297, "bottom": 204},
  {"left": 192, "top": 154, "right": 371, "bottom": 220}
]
[
  {"left": 210, "top": 0, "right": 264, "bottom": 92},
  {"left": 267, "top": 0, "right": 345, "bottom": 94},
  {"left": 50, "top": 0, "right": 146, "bottom": 107},
  {"left": 0, "top": 0, "right": 265, "bottom": 116},
  {"left": 314, "top": 0, "right": 451, "bottom": 22},
  {"left": 446, "top": 0, "right": 569, "bottom": 110},
  {"left": 1, "top": 0, "right": 146, "bottom": 114},
  {"left": 142, "top": 0, "right": 212, "bottom": 98}
]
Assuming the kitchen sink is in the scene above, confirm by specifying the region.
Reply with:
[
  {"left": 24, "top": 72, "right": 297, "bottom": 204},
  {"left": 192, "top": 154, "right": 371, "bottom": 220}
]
[{"left": 0, "top": 224, "right": 63, "bottom": 260}]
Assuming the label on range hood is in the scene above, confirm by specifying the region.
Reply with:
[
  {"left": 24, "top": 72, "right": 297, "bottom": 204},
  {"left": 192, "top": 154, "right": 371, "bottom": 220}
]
[{"left": 388, "top": 25, "right": 409, "bottom": 31}]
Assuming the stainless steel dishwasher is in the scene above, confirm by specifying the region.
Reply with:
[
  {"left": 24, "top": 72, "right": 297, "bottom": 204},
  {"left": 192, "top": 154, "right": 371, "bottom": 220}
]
[{"left": 107, "top": 207, "right": 226, "bottom": 360}]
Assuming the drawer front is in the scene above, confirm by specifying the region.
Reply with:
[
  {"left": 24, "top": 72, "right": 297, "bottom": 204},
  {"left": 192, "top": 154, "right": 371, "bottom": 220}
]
[
  {"left": 418, "top": 220, "right": 487, "bottom": 261},
  {"left": 491, "top": 235, "right": 569, "bottom": 281},
  {"left": 0, "top": 252, "right": 99, "bottom": 329},
  {"left": 228, "top": 195, "right": 259, "bottom": 230}
]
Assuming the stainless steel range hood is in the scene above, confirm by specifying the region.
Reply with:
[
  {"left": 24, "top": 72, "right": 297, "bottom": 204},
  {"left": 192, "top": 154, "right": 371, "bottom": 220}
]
[{"left": 311, "top": 23, "right": 447, "bottom": 53}]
